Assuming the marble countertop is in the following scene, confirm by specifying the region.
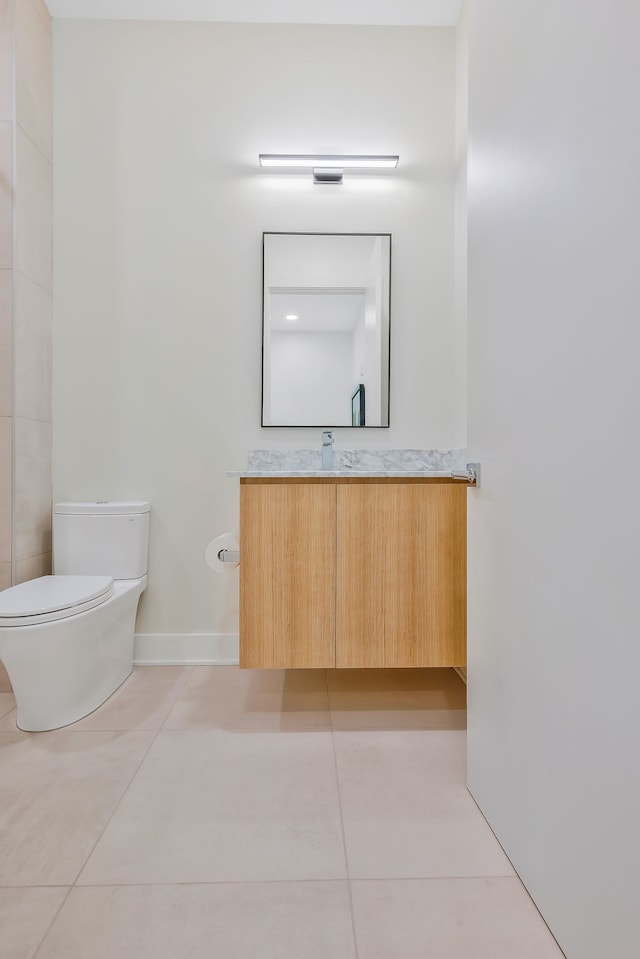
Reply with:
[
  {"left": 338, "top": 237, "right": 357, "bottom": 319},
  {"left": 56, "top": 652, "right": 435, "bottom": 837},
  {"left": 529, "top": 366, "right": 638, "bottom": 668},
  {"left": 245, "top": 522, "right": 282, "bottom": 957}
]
[
  {"left": 228, "top": 448, "right": 470, "bottom": 479},
  {"left": 229, "top": 469, "right": 457, "bottom": 478}
]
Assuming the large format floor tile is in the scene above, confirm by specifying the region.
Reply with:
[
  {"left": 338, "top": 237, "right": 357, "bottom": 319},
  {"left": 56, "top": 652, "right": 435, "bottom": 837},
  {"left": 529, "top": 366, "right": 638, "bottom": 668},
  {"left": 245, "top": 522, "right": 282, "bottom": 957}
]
[
  {"left": 335, "top": 729, "right": 513, "bottom": 878},
  {"left": 0, "top": 691, "right": 15, "bottom": 719},
  {"left": 327, "top": 667, "right": 466, "bottom": 730},
  {"left": 71, "top": 666, "right": 192, "bottom": 731},
  {"left": 37, "top": 882, "right": 356, "bottom": 959},
  {"left": 0, "top": 730, "right": 154, "bottom": 885},
  {"left": 351, "top": 878, "right": 565, "bottom": 958},
  {"left": 0, "top": 660, "right": 12, "bottom": 691},
  {"left": 163, "top": 665, "right": 330, "bottom": 731},
  {"left": 0, "top": 887, "right": 69, "bottom": 959},
  {"left": 1, "top": 665, "right": 560, "bottom": 957},
  {"left": 0, "top": 667, "right": 192, "bottom": 733},
  {"left": 0, "top": 705, "right": 19, "bottom": 730},
  {"left": 78, "top": 729, "right": 346, "bottom": 884}
]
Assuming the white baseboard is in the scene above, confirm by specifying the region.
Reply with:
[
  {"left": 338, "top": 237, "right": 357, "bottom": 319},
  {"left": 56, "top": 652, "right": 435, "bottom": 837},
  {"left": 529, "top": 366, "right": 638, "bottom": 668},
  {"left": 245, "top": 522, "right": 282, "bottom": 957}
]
[
  {"left": 454, "top": 667, "right": 467, "bottom": 684},
  {"left": 133, "top": 633, "right": 239, "bottom": 666}
]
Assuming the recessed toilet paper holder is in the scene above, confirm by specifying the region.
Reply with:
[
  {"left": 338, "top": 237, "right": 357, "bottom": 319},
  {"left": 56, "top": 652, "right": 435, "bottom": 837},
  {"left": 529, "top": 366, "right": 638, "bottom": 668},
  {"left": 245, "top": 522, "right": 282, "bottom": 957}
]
[{"left": 218, "top": 548, "right": 240, "bottom": 564}]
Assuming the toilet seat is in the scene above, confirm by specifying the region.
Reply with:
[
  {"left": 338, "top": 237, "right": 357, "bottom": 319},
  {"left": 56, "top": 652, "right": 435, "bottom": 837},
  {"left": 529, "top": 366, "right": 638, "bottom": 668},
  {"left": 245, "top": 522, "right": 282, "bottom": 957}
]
[{"left": 0, "top": 575, "right": 114, "bottom": 627}]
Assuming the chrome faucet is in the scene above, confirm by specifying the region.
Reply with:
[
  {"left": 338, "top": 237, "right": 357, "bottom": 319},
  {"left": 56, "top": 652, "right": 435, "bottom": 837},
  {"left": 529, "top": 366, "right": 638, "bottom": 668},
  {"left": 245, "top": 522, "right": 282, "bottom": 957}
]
[{"left": 321, "top": 431, "right": 334, "bottom": 470}]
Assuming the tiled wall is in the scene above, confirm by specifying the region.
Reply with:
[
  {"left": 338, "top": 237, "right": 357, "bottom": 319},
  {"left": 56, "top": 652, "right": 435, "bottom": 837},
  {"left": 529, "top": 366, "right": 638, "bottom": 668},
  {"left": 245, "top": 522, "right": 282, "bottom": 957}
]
[
  {"left": 0, "top": 0, "right": 52, "bottom": 593},
  {"left": 0, "top": 1, "right": 13, "bottom": 592}
]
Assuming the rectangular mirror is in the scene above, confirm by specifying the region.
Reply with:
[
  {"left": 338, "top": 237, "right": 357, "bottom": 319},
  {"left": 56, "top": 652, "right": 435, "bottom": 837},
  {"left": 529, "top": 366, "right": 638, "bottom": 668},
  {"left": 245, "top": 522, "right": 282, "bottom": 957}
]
[{"left": 262, "top": 232, "right": 391, "bottom": 427}]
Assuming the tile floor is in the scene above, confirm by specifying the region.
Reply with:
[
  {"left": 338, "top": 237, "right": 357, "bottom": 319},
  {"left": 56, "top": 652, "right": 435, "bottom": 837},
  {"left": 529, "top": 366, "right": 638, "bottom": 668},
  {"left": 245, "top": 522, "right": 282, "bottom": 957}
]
[{"left": 0, "top": 665, "right": 566, "bottom": 958}]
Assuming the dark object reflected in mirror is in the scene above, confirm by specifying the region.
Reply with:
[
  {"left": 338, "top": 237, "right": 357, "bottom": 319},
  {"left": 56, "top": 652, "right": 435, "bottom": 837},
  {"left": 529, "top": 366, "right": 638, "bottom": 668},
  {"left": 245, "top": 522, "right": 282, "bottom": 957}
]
[
  {"left": 262, "top": 232, "right": 391, "bottom": 427},
  {"left": 351, "top": 384, "right": 365, "bottom": 426}
]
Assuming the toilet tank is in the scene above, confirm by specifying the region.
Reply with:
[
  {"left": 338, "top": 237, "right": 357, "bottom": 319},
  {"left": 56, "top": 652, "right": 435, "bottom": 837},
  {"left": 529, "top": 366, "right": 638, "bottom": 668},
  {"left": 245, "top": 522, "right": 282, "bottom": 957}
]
[{"left": 53, "top": 502, "right": 150, "bottom": 579}]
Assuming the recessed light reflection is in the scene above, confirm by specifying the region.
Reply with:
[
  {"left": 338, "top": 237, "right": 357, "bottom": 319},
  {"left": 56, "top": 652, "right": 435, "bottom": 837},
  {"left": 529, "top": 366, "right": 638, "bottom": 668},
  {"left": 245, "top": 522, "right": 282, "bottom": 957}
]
[{"left": 285, "top": 314, "right": 299, "bottom": 321}]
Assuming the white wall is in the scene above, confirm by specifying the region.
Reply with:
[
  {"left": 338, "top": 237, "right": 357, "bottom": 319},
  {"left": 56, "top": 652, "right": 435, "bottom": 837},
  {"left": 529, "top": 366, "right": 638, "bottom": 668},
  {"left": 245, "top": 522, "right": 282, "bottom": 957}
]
[
  {"left": 270, "top": 330, "right": 353, "bottom": 426},
  {"left": 453, "top": 0, "right": 467, "bottom": 446},
  {"left": 52, "top": 21, "right": 460, "bottom": 639},
  {"left": 466, "top": 3, "right": 640, "bottom": 957}
]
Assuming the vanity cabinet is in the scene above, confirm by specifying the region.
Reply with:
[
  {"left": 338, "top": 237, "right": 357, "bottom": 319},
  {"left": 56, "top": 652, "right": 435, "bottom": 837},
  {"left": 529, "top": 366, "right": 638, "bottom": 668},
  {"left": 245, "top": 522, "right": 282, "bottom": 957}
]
[
  {"left": 239, "top": 481, "right": 336, "bottom": 668},
  {"left": 239, "top": 478, "right": 466, "bottom": 669}
]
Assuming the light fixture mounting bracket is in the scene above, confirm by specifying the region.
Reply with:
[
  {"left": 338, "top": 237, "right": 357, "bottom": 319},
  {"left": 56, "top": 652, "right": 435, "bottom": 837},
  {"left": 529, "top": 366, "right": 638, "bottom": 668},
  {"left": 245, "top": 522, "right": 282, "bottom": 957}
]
[{"left": 313, "top": 168, "right": 343, "bottom": 184}]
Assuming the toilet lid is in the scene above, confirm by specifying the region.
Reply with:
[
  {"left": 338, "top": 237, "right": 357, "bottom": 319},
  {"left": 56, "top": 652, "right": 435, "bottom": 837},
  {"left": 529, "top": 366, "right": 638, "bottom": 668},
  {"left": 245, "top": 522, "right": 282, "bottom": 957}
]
[{"left": 0, "top": 575, "right": 114, "bottom": 626}]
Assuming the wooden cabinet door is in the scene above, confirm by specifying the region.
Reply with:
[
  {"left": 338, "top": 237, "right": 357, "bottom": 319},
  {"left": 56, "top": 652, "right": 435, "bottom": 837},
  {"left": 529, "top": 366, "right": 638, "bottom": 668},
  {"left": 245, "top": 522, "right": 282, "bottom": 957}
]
[
  {"left": 239, "top": 482, "right": 336, "bottom": 668},
  {"left": 336, "top": 483, "right": 466, "bottom": 668}
]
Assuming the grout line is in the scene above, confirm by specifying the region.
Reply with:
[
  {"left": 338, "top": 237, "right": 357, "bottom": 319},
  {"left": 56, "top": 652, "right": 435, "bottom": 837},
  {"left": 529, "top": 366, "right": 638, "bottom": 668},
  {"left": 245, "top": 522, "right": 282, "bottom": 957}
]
[
  {"left": 328, "top": 873, "right": 521, "bottom": 883},
  {"left": 0, "top": 884, "right": 70, "bottom": 891},
  {"left": 10, "top": 9, "right": 17, "bottom": 590},
  {"left": 465, "top": 788, "right": 568, "bottom": 956},
  {"left": 8, "top": 546, "right": 52, "bottom": 562},
  {"left": 30, "top": 886, "right": 73, "bottom": 959},
  {"left": 10, "top": 413, "right": 53, "bottom": 426},
  {"left": 14, "top": 267, "right": 52, "bottom": 299},
  {"left": 1, "top": 875, "right": 528, "bottom": 892},
  {"left": 45, "top": 673, "right": 195, "bottom": 893},
  {"left": 16, "top": 877, "right": 353, "bottom": 890},
  {"left": 327, "top": 669, "right": 361, "bottom": 959},
  {"left": 15, "top": 121, "right": 52, "bottom": 173},
  {"left": 157, "top": 664, "right": 195, "bottom": 731}
]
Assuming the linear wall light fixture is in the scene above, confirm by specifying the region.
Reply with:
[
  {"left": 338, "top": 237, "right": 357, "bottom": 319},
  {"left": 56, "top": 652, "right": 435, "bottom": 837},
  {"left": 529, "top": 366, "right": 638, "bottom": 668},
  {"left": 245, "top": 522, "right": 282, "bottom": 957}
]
[{"left": 259, "top": 154, "right": 399, "bottom": 184}]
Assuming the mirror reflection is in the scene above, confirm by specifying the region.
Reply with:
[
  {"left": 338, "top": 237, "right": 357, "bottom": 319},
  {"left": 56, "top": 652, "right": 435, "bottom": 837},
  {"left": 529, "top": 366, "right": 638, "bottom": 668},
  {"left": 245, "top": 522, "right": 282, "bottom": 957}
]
[{"left": 262, "top": 233, "right": 391, "bottom": 427}]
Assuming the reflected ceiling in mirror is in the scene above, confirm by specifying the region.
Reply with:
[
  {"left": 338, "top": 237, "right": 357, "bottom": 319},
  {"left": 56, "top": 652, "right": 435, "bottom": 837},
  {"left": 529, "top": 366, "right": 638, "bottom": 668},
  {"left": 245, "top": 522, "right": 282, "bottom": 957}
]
[{"left": 262, "top": 233, "right": 391, "bottom": 427}]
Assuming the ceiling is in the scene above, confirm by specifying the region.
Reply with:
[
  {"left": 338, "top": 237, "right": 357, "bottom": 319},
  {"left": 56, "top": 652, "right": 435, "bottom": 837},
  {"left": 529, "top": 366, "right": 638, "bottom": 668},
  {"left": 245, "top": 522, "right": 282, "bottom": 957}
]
[
  {"left": 269, "top": 292, "right": 364, "bottom": 334},
  {"left": 44, "top": 0, "right": 464, "bottom": 25}
]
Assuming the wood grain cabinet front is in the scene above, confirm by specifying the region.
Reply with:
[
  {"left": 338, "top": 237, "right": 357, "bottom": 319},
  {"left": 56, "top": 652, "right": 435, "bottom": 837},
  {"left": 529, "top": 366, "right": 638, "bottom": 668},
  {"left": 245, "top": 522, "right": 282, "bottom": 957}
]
[
  {"left": 239, "top": 479, "right": 466, "bottom": 669},
  {"left": 239, "top": 481, "right": 336, "bottom": 669},
  {"left": 336, "top": 483, "right": 466, "bottom": 667}
]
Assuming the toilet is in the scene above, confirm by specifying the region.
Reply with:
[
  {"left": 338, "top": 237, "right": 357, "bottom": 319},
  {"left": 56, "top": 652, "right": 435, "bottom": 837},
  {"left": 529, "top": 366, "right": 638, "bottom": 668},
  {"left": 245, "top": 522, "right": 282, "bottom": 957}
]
[{"left": 0, "top": 501, "right": 150, "bottom": 732}]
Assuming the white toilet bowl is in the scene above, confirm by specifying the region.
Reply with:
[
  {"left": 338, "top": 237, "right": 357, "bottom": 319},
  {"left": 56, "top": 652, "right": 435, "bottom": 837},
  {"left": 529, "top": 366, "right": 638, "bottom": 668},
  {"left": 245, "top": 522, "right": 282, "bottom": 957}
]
[
  {"left": 0, "top": 500, "right": 150, "bottom": 732},
  {"left": 0, "top": 575, "right": 146, "bottom": 731}
]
